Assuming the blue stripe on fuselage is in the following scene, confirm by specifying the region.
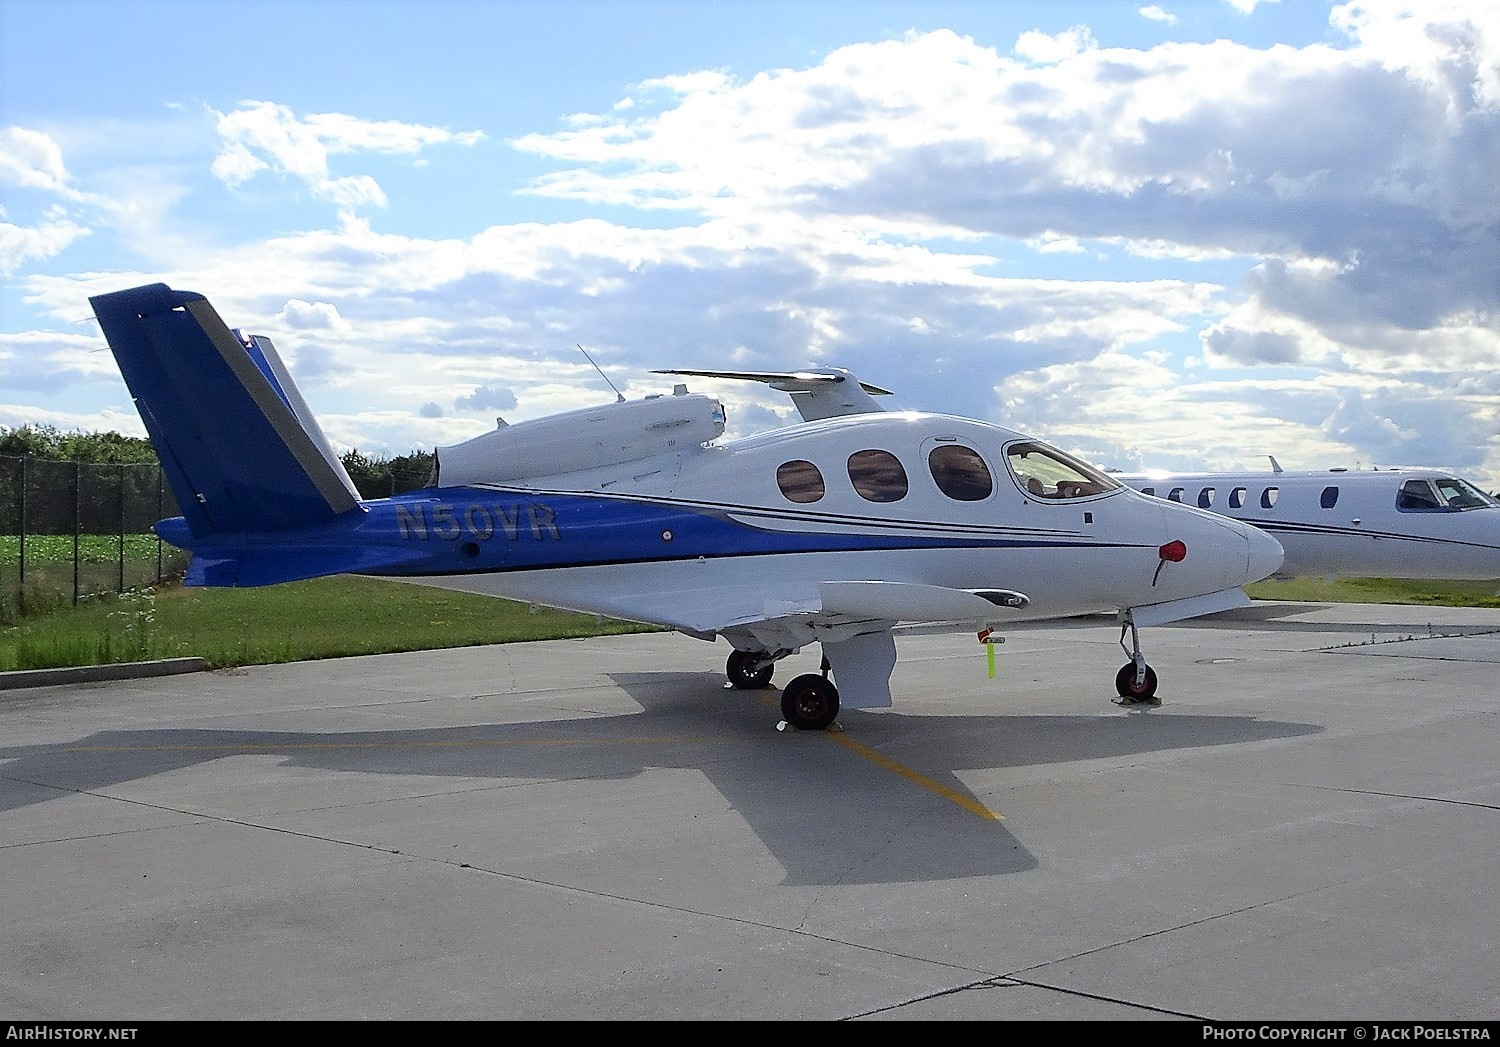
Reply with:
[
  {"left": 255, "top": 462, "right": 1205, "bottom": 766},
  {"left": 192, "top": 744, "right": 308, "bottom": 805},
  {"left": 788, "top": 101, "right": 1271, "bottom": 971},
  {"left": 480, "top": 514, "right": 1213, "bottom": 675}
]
[
  {"left": 366, "top": 488, "right": 1129, "bottom": 576},
  {"left": 158, "top": 487, "right": 1138, "bottom": 587}
]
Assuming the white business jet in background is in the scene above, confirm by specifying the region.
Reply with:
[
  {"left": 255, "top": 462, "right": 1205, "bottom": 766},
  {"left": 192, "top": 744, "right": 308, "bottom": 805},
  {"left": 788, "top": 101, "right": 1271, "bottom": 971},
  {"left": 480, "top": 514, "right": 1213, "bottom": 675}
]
[{"left": 1117, "top": 458, "right": 1500, "bottom": 581}]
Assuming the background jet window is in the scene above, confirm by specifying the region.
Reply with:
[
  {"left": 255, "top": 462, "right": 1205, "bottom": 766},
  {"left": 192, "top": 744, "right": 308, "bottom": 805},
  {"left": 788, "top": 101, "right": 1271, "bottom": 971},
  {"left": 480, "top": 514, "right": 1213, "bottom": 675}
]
[
  {"left": 1229, "top": 486, "right": 1247, "bottom": 509},
  {"left": 1321, "top": 486, "right": 1339, "bottom": 509},
  {"left": 776, "top": 459, "right": 825, "bottom": 504},
  {"left": 1168, "top": 487, "right": 1185, "bottom": 502},
  {"left": 1260, "top": 487, "right": 1279, "bottom": 508},
  {"left": 1141, "top": 486, "right": 1156, "bottom": 497},
  {"left": 848, "top": 449, "right": 908, "bottom": 503},
  {"left": 928, "top": 444, "right": 993, "bottom": 501},
  {"left": 1198, "top": 487, "right": 1216, "bottom": 508}
]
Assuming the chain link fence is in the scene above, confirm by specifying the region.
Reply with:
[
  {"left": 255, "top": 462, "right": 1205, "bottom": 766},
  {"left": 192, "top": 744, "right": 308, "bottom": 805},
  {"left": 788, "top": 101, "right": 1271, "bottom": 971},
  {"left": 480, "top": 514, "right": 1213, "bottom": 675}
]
[{"left": 0, "top": 455, "right": 188, "bottom": 620}]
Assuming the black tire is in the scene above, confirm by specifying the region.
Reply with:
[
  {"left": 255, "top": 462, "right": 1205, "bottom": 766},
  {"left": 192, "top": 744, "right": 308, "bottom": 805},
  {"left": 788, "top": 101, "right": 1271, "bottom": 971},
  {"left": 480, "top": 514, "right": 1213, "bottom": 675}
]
[
  {"left": 726, "top": 650, "right": 774, "bottom": 689},
  {"left": 779, "top": 673, "right": 840, "bottom": 731},
  {"left": 1115, "top": 662, "right": 1159, "bottom": 700}
]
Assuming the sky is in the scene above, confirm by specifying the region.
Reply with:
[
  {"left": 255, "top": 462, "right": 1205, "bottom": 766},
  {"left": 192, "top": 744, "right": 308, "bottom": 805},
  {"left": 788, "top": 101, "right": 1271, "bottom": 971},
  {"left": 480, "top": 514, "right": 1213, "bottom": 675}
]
[{"left": 2, "top": 0, "right": 1497, "bottom": 486}]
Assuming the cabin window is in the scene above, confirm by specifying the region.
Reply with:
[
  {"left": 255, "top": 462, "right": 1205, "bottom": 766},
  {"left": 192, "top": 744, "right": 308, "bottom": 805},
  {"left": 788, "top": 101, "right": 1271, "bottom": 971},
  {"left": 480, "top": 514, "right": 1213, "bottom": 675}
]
[
  {"left": 848, "top": 449, "right": 908, "bottom": 503},
  {"left": 1229, "top": 486, "right": 1247, "bottom": 509},
  {"left": 928, "top": 444, "right": 993, "bottom": 501},
  {"left": 1004, "top": 441, "right": 1120, "bottom": 500},
  {"left": 1260, "top": 487, "right": 1279, "bottom": 509},
  {"left": 1321, "top": 486, "right": 1339, "bottom": 509},
  {"left": 1168, "top": 487, "right": 1185, "bottom": 503},
  {"left": 1198, "top": 487, "right": 1216, "bottom": 508},
  {"left": 1140, "top": 486, "right": 1156, "bottom": 497},
  {"left": 776, "top": 459, "right": 825, "bottom": 504}
]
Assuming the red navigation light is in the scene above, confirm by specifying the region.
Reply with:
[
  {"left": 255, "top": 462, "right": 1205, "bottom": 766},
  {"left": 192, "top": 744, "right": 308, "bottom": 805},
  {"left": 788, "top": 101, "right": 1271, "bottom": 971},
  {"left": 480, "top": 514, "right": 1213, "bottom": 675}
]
[{"left": 1158, "top": 540, "right": 1187, "bottom": 562}]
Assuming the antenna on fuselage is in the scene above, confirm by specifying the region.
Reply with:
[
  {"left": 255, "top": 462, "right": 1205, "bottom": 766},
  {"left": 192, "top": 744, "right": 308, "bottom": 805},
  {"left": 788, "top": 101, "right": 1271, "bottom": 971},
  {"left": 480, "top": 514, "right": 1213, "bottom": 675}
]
[
  {"left": 1268, "top": 455, "right": 1284, "bottom": 474},
  {"left": 578, "top": 344, "right": 625, "bottom": 403}
]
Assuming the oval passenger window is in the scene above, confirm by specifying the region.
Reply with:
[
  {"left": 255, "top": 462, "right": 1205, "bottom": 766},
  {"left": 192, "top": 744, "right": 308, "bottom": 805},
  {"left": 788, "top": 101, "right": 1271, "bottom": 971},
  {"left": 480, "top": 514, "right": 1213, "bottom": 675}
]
[
  {"left": 776, "top": 459, "right": 825, "bottom": 504},
  {"left": 928, "top": 445, "right": 993, "bottom": 501},
  {"left": 848, "top": 449, "right": 908, "bottom": 503}
]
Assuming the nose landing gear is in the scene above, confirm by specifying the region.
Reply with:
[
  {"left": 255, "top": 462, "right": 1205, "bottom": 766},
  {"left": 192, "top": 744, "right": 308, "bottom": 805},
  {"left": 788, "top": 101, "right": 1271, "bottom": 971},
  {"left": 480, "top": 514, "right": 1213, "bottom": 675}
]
[{"left": 1116, "top": 614, "right": 1160, "bottom": 704}]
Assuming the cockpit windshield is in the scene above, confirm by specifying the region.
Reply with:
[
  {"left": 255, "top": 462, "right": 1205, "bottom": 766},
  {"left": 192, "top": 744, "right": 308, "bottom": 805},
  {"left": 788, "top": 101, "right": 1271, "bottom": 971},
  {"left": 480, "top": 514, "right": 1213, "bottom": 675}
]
[
  {"left": 1398, "top": 476, "right": 1498, "bottom": 512},
  {"left": 1005, "top": 441, "right": 1121, "bottom": 500},
  {"left": 1434, "top": 477, "right": 1497, "bottom": 509}
]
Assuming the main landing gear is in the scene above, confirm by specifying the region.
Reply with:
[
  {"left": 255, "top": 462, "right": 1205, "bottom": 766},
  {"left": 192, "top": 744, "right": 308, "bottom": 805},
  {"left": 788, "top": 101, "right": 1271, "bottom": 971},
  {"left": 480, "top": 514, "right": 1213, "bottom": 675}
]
[
  {"left": 778, "top": 669, "right": 840, "bottom": 732},
  {"left": 725, "top": 649, "right": 841, "bottom": 731},
  {"left": 725, "top": 649, "right": 775, "bottom": 690},
  {"left": 1116, "top": 615, "right": 1159, "bottom": 703}
]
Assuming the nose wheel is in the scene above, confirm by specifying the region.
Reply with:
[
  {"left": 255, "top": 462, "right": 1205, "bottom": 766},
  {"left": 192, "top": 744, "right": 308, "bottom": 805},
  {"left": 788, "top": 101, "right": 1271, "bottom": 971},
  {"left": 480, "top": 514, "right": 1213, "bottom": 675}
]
[
  {"left": 1114, "top": 661, "right": 1159, "bottom": 700},
  {"left": 1116, "top": 614, "right": 1160, "bottom": 703}
]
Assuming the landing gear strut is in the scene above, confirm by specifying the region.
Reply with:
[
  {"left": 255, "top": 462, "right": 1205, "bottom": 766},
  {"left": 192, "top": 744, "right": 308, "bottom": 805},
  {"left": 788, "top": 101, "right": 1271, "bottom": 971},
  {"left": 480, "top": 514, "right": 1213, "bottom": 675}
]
[{"left": 1116, "top": 614, "right": 1159, "bottom": 702}]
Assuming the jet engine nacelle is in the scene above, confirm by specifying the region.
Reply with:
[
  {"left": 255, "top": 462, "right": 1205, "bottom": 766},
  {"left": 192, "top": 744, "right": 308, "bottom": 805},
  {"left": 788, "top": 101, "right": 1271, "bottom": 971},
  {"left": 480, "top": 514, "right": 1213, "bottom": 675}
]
[{"left": 434, "top": 388, "right": 726, "bottom": 485}]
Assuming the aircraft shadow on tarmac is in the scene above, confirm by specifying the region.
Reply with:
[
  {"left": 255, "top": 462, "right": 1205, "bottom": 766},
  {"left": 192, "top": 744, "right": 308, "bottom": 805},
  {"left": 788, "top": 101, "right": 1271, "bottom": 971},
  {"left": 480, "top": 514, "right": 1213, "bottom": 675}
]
[{"left": 0, "top": 672, "right": 1321, "bottom": 886}]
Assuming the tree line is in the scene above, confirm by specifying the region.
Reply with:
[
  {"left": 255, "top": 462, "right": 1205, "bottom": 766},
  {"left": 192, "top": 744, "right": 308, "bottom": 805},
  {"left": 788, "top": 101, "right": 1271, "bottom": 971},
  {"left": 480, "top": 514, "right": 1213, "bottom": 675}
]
[{"left": 0, "top": 424, "right": 435, "bottom": 499}]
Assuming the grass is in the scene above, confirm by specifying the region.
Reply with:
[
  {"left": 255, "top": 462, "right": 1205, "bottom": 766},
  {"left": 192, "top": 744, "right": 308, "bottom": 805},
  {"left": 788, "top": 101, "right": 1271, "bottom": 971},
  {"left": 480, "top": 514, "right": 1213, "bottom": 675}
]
[
  {"left": 0, "top": 534, "right": 188, "bottom": 621},
  {"left": 3, "top": 571, "right": 1499, "bottom": 675},
  {"left": 1245, "top": 576, "right": 1500, "bottom": 607},
  {"left": 0, "top": 575, "right": 657, "bottom": 673},
  {"left": 0, "top": 533, "right": 167, "bottom": 567}
]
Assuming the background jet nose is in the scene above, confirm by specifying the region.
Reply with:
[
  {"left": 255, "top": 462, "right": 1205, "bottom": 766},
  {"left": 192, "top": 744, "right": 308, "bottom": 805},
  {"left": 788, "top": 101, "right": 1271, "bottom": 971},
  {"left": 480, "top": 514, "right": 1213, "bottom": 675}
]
[{"left": 1244, "top": 524, "right": 1284, "bottom": 583}]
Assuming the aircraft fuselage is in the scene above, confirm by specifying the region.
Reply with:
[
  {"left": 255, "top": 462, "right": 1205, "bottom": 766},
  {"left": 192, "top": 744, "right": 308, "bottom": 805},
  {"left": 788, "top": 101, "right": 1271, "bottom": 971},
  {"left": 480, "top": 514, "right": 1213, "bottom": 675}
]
[{"left": 165, "top": 411, "right": 1283, "bottom": 635}]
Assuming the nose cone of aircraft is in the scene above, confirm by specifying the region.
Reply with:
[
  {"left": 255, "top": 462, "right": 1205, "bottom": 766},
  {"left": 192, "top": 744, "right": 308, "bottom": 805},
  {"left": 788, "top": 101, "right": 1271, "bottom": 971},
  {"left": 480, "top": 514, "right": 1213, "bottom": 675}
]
[{"left": 1244, "top": 523, "right": 1285, "bottom": 584}]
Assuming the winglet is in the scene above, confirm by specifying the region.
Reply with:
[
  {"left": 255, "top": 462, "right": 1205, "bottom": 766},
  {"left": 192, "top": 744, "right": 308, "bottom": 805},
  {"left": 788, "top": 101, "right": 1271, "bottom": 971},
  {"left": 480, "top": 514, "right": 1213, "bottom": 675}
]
[{"left": 90, "top": 283, "right": 362, "bottom": 538}]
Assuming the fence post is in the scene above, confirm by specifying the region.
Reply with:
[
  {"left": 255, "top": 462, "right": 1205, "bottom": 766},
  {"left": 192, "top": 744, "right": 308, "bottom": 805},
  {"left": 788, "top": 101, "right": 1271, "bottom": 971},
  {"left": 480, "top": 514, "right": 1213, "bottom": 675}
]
[
  {"left": 18, "top": 456, "right": 26, "bottom": 592},
  {"left": 156, "top": 467, "right": 165, "bottom": 583},
  {"left": 118, "top": 463, "right": 127, "bottom": 592},
  {"left": 72, "top": 460, "right": 81, "bottom": 605}
]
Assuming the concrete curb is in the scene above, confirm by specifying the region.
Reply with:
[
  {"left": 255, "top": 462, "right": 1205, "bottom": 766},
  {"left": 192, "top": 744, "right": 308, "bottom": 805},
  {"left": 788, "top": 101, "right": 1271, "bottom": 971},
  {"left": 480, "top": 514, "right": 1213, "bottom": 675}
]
[{"left": 0, "top": 657, "right": 208, "bottom": 690}]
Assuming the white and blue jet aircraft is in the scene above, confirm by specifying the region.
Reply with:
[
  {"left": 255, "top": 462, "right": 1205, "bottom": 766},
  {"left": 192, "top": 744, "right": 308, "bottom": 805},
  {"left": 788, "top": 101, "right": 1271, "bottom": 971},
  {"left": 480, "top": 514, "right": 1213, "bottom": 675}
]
[{"left": 90, "top": 283, "right": 1284, "bottom": 729}]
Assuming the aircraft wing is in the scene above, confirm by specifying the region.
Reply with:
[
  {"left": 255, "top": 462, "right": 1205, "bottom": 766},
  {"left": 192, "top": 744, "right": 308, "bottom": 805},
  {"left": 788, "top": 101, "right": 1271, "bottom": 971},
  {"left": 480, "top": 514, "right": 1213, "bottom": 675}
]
[
  {"left": 652, "top": 367, "right": 891, "bottom": 420},
  {"left": 632, "top": 578, "right": 1030, "bottom": 638},
  {"left": 627, "top": 578, "right": 1031, "bottom": 713}
]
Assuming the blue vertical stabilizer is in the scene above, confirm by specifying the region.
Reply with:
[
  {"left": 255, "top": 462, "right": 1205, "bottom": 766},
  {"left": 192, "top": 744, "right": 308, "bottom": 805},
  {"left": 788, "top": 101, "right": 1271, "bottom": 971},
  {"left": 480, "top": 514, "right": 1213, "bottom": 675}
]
[{"left": 91, "top": 284, "right": 363, "bottom": 538}]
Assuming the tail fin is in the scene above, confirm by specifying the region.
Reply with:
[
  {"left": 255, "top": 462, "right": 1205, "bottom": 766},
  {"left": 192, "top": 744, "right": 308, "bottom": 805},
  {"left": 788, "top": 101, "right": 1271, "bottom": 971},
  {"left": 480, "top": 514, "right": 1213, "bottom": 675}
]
[
  {"left": 90, "top": 283, "right": 362, "bottom": 538},
  {"left": 652, "top": 367, "right": 891, "bottom": 421}
]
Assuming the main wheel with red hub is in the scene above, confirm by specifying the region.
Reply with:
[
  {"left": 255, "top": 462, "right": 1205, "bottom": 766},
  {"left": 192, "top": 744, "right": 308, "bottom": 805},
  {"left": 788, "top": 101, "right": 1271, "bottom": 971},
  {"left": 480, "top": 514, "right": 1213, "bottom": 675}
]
[
  {"left": 779, "top": 673, "right": 840, "bottom": 730},
  {"left": 726, "top": 649, "right": 774, "bottom": 689}
]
